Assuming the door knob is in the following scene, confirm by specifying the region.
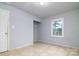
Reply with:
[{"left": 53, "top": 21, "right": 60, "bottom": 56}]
[{"left": 5, "top": 32, "right": 8, "bottom": 35}]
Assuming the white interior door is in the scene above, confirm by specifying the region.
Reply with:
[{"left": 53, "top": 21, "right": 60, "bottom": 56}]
[{"left": 0, "top": 8, "right": 9, "bottom": 52}]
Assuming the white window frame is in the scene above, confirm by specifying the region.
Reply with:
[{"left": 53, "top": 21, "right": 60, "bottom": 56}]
[{"left": 51, "top": 18, "right": 64, "bottom": 37}]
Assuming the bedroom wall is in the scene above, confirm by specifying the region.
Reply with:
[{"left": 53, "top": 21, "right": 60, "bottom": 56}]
[
  {"left": 0, "top": 3, "right": 41, "bottom": 49},
  {"left": 39, "top": 8, "right": 79, "bottom": 48}
]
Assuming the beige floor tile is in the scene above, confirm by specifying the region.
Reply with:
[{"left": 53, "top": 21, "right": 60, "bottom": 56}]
[{"left": 0, "top": 42, "right": 79, "bottom": 56}]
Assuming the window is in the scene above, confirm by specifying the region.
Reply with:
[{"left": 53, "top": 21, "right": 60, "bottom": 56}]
[{"left": 51, "top": 18, "right": 64, "bottom": 37}]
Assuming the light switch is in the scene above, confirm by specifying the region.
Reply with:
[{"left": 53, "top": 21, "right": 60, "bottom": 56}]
[{"left": 12, "top": 25, "right": 15, "bottom": 29}]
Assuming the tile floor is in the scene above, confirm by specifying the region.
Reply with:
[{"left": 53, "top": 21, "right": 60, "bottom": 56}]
[{"left": 0, "top": 42, "right": 79, "bottom": 56}]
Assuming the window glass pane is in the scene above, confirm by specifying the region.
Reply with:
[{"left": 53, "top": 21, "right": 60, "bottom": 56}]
[{"left": 51, "top": 18, "right": 64, "bottom": 37}]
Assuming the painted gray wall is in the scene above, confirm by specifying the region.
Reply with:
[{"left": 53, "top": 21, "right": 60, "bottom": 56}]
[
  {"left": 0, "top": 3, "right": 40, "bottom": 49},
  {"left": 39, "top": 8, "right": 79, "bottom": 48},
  {"left": 10, "top": 7, "right": 34, "bottom": 49}
]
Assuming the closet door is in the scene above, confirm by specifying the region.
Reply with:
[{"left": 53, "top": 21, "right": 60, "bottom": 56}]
[{"left": 34, "top": 22, "right": 38, "bottom": 42}]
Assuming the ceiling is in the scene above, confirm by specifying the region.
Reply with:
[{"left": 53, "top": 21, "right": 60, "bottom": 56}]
[{"left": 6, "top": 2, "right": 79, "bottom": 19}]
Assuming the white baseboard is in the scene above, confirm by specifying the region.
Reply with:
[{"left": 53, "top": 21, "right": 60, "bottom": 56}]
[
  {"left": 8, "top": 42, "right": 33, "bottom": 51},
  {"left": 38, "top": 40, "right": 79, "bottom": 49}
]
